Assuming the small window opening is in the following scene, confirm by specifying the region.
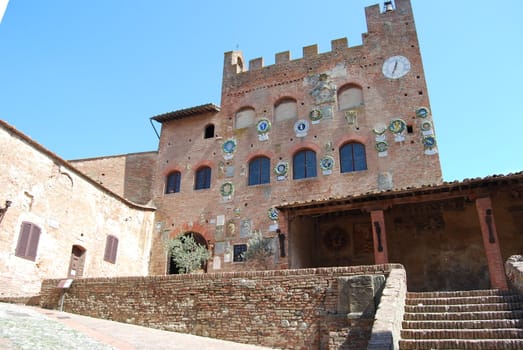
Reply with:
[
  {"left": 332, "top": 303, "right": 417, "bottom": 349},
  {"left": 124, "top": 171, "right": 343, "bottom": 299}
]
[{"left": 204, "top": 124, "right": 215, "bottom": 139}]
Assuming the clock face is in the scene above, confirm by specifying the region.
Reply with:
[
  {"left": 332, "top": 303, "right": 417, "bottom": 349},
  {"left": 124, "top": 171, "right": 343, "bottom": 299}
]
[{"left": 382, "top": 55, "right": 411, "bottom": 79}]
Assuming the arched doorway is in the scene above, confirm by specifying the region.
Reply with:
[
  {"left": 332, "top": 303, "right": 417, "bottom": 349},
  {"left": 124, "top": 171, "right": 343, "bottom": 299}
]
[
  {"left": 68, "top": 245, "right": 86, "bottom": 278},
  {"left": 167, "top": 231, "right": 208, "bottom": 274}
]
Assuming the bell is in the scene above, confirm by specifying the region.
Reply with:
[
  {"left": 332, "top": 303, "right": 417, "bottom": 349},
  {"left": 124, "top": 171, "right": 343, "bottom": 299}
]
[{"left": 384, "top": 1, "right": 394, "bottom": 12}]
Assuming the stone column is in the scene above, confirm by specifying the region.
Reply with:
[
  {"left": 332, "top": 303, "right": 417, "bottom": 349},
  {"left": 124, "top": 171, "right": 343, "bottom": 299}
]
[
  {"left": 370, "top": 210, "right": 389, "bottom": 264},
  {"left": 475, "top": 196, "right": 508, "bottom": 290}
]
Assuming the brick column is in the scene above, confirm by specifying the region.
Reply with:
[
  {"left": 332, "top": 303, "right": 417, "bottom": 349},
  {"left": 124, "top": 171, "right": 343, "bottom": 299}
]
[
  {"left": 475, "top": 196, "right": 508, "bottom": 290},
  {"left": 370, "top": 210, "right": 389, "bottom": 264}
]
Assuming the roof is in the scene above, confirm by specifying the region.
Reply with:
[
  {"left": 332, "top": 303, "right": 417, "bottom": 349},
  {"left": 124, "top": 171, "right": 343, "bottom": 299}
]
[
  {"left": 150, "top": 103, "right": 221, "bottom": 123},
  {"left": 277, "top": 172, "right": 523, "bottom": 213}
]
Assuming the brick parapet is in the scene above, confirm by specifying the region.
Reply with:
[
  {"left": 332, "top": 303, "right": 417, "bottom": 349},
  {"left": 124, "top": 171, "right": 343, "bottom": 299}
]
[{"left": 40, "top": 264, "right": 401, "bottom": 349}]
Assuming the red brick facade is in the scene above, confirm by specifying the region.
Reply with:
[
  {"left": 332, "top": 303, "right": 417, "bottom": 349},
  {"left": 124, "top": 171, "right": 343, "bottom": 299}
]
[{"left": 149, "top": 0, "right": 443, "bottom": 277}]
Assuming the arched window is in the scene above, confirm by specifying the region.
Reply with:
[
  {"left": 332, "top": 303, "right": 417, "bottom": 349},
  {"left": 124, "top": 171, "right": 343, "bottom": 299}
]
[
  {"left": 293, "top": 149, "right": 317, "bottom": 179},
  {"left": 338, "top": 84, "right": 363, "bottom": 110},
  {"left": 235, "top": 107, "right": 256, "bottom": 129},
  {"left": 248, "top": 156, "right": 270, "bottom": 186},
  {"left": 204, "top": 124, "right": 215, "bottom": 139},
  {"left": 340, "top": 142, "right": 367, "bottom": 173},
  {"left": 194, "top": 166, "right": 212, "bottom": 190},
  {"left": 165, "top": 171, "right": 181, "bottom": 194},
  {"left": 274, "top": 98, "right": 298, "bottom": 122}
]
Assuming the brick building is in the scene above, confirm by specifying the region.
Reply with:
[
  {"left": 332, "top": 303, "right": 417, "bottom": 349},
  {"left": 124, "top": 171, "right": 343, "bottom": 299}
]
[{"left": 1, "top": 0, "right": 521, "bottom": 296}]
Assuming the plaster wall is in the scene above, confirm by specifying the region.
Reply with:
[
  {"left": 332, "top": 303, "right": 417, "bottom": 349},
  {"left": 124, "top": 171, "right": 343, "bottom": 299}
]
[{"left": 0, "top": 122, "right": 155, "bottom": 298}]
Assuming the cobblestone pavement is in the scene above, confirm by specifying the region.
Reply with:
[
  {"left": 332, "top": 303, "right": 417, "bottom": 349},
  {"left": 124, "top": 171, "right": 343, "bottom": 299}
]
[
  {"left": 0, "top": 302, "right": 274, "bottom": 350},
  {"left": 0, "top": 302, "right": 114, "bottom": 350}
]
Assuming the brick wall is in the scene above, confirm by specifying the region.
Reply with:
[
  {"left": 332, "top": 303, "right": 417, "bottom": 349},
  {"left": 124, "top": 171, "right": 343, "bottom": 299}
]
[
  {"left": 40, "top": 264, "right": 401, "bottom": 349},
  {"left": 71, "top": 151, "right": 157, "bottom": 205},
  {"left": 149, "top": 0, "right": 443, "bottom": 275}
]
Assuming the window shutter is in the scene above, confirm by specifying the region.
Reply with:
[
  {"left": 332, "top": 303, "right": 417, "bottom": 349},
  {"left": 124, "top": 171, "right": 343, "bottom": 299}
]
[
  {"left": 249, "top": 158, "right": 260, "bottom": 185},
  {"left": 305, "top": 150, "right": 317, "bottom": 178},
  {"left": 104, "top": 235, "right": 118, "bottom": 264},
  {"left": 111, "top": 236, "right": 118, "bottom": 263},
  {"left": 353, "top": 144, "right": 367, "bottom": 171},
  {"left": 26, "top": 225, "right": 41, "bottom": 260},
  {"left": 260, "top": 157, "right": 270, "bottom": 184},
  {"left": 293, "top": 151, "right": 306, "bottom": 179},
  {"left": 15, "top": 222, "right": 31, "bottom": 257},
  {"left": 15, "top": 222, "right": 41, "bottom": 261}
]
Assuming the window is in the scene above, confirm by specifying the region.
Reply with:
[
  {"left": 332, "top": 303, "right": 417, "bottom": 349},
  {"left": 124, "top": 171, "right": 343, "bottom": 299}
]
[
  {"left": 204, "top": 124, "right": 215, "bottom": 139},
  {"left": 104, "top": 235, "right": 119, "bottom": 264},
  {"left": 293, "top": 149, "right": 317, "bottom": 179},
  {"left": 248, "top": 156, "right": 270, "bottom": 185},
  {"left": 233, "top": 244, "right": 247, "bottom": 262},
  {"left": 165, "top": 171, "right": 181, "bottom": 194},
  {"left": 15, "top": 222, "right": 41, "bottom": 261},
  {"left": 338, "top": 84, "right": 363, "bottom": 110},
  {"left": 340, "top": 142, "right": 367, "bottom": 173},
  {"left": 194, "top": 166, "right": 212, "bottom": 190},
  {"left": 274, "top": 98, "right": 298, "bottom": 122}
]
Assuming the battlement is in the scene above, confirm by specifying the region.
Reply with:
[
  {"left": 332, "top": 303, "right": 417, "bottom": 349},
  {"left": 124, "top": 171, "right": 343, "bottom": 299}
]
[{"left": 222, "top": 0, "right": 413, "bottom": 79}]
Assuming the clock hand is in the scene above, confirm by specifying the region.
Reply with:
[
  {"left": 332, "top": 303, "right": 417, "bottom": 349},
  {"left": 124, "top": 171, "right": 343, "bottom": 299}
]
[{"left": 392, "top": 61, "right": 398, "bottom": 75}]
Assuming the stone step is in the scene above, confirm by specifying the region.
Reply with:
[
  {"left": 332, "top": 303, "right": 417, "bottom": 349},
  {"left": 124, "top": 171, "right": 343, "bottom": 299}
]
[
  {"left": 406, "top": 294, "right": 523, "bottom": 306},
  {"left": 401, "top": 328, "right": 523, "bottom": 340},
  {"left": 406, "top": 289, "right": 512, "bottom": 299},
  {"left": 405, "top": 302, "right": 523, "bottom": 313},
  {"left": 403, "top": 309, "right": 523, "bottom": 321},
  {"left": 402, "top": 318, "right": 523, "bottom": 329},
  {"left": 399, "top": 339, "right": 523, "bottom": 350}
]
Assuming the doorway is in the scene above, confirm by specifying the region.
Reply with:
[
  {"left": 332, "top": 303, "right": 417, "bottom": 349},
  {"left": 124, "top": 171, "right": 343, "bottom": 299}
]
[{"left": 68, "top": 245, "right": 86, "bottom": 278}]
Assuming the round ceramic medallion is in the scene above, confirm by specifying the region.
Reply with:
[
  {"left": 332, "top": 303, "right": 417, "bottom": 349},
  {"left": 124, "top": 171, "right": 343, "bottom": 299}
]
[
  {"left": 375, "top": 141, "right": 389, "bottom": 152},
  {"left": 422, "top": 136, "right": 436, "bottom": 148},
  {"left": 222, "top": 139, "right": 237, "bottom": 154},
  {"left": 220, "top": 182, "right": 234, "bottom": 196},
  {"left": 268, "top": 207, "right": 279, "bottom": 220},
  {"left": 416, "top": 107, "right": 430, "bottom": 118},
  {"left": 256, "top": 119, "right": 271, "bottom": 134},
  {"left": 421, "top": 121, "right": 432, "bottom": 131},
  {"left": 388, "top": 119, "right": 406, "bottom": 134},
  {"left": 274, "top": 161, "right": 288, "bottom": 176},
  {"left": 320, "top": 156, "right": 335, "bottom": 170},
  {"left": 294, "top": 119, "right": 309, "bottom": 134},
  {"left": 309, "top": 109, "right": 323, "bottom": 122}
]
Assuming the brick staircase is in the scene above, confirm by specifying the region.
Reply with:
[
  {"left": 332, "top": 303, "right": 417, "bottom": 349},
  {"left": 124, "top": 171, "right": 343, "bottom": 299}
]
[{"left": 399, "top": 289, "right": 523, "bottom": 350}]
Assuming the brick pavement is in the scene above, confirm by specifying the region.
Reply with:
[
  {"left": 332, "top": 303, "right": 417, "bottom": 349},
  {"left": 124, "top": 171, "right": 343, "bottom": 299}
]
[{"left": 0, "top": 302, "right": 274, "bottom": 350}]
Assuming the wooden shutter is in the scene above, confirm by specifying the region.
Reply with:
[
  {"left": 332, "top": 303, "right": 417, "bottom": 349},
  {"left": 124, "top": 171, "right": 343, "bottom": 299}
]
[
  {"left": 305, "top": 150, "right": 317, "bottom": 178},
  {"left": 249, "top": 158, "right": 260, "bottom": 185},
  {"left": 293, "top": 151, "right": 306, "bottom": 179},
  {"left": 15, "top": 222, "right": 41, "bottom": 261},
  {"left": 104, "top": 235, "right": 118, "bottom": 264}
]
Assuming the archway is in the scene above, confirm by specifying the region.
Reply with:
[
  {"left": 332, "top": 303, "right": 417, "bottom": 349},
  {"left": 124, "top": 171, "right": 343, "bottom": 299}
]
[
  {"left": 167, "top": 231, "right": 208, "bottom": 274},
  {"left": 68, "top": 245, "right": 86, "bottom": 278}
]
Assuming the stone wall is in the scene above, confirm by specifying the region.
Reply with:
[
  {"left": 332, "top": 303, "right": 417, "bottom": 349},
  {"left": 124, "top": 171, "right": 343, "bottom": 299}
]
[
  {"left": 506, "top": 255, "right": 523, "bottom": 295},
  {"left": 40, "top": 264, "right": 401, "bottom": 349},
  {"left": 0, "top": 120, "right": 156, "bottom": 298}
]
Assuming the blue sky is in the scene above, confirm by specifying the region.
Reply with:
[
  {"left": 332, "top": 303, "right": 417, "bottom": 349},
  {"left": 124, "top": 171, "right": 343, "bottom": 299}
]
[{"left": 0, "top": 0, "right": 521, "bottom": 181}]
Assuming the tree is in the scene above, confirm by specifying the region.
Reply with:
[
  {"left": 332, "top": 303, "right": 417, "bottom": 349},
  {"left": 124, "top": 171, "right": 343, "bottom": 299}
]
[
  {"left": 165, "top": 234, "right": 210, "bottom": 274},
  {"left": 243, "top": 230, "right": 274, "bottom": 269}
]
